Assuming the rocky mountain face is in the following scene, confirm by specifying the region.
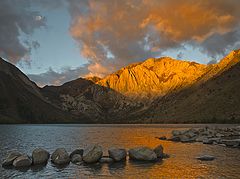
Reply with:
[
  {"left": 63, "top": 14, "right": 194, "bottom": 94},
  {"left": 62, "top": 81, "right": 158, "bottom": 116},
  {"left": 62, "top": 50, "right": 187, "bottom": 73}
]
[
  {"left": 1, "top": 50, "right": 240, "bottom": 123},
  {"left": 134, "top": 50, "right": 240, "bottom": 123},
  {"left": 0, "top": 57, "right": 86, "bottom": 123},
  {"left": 42, "top": 79, "right": 143, "bottom": 123}
]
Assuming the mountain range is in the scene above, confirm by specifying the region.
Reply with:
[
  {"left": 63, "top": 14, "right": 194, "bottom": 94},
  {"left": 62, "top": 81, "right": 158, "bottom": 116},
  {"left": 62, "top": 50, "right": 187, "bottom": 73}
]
[{"left": 0, "top": 49, "right": 240, "bottom": 123}]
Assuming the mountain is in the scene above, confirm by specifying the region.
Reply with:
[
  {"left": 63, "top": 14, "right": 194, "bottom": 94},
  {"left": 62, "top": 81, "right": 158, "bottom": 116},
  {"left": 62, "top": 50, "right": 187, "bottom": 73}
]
[
  {"left": 42, "top": 78, "right": 143, "bottom": 123},
  {"left": 1, "top": 50, "right": 240, "bottom": 123},
  {"left": 0, "top": 57, "right": 86, "bottom": 123},
  {"left": 135, "top": 50, "right": 240, "bottom": 123}
]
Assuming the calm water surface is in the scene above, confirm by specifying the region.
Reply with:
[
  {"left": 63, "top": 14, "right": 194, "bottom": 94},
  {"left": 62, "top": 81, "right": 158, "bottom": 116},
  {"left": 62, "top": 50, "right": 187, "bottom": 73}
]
[{"left": 0, "top": 124, "right": 240, "bottom": 178}]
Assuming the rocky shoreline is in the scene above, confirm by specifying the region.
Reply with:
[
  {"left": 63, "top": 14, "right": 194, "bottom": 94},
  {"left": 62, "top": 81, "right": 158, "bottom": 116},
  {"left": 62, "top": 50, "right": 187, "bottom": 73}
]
[
  {"left": 157, "top": 126, "right": 240, "bottom": 148},
  {"left": 2, "top": 145, "right": 169, "bottom": 169}
]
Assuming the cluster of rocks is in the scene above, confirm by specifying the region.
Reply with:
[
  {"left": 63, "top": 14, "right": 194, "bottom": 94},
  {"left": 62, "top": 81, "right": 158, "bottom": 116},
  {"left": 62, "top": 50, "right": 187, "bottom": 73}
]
[
  {"left": 158, "top": 126, "right": 240, "bottom": 148},
  {"left": 2, "top": 145, "right": 169, "bottom": 169}
]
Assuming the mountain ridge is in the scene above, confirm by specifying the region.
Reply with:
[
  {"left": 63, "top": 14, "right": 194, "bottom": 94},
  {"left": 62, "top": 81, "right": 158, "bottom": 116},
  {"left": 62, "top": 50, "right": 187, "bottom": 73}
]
[{"left": 0, "top": 49, "right": 240, "bottom": 123}]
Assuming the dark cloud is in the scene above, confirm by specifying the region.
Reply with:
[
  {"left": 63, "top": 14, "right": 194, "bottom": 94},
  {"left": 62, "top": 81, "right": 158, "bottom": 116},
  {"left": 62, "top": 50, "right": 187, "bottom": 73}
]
[
  {"left": 0, "top": 0, "right": 45, "bottom": 64},
  {"left": 207, "top": 59, "right": 218, "bottom": 65},
  {"left": 28, "top": 66, "right": 89, "bottom": 87},
  {"left": 201, "top": 29, "right": 240, "bottom": 58}
]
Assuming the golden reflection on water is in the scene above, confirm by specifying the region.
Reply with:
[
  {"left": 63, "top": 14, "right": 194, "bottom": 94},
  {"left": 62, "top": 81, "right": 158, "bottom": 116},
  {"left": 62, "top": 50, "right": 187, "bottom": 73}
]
[{"left": 1, "top": 125, "right": 240, "bottom": 178}]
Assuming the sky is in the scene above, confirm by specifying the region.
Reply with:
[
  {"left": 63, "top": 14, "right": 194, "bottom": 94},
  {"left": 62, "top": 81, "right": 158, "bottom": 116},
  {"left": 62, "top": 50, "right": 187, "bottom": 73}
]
[{"left": 0, "top": 0, "right": 240, "bottom": 86}]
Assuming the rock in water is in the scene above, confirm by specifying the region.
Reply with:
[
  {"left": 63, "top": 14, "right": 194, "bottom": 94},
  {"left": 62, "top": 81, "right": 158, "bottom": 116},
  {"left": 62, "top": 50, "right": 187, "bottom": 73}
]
[
  {"left": 196, "top": 155, "right": 215, "bottom": 161},
  {"left": 2, "top": 151, "right": 22, "bottom": 167},
  {"left": 158, "top": 136, "right": 167, "bottom": 140},
  {"left": 13, "top": 155, "right": 32, "bottom": 168},
  {"left": 83, "top": 145, "right": 103, "bottom": 163},
  {"left": 99, "top": 157, "right": 114, "bottom": 163},
  {"left": 108, "top": 148, "right": 127, "bottom": 162},
  {"left": 128, "top": 147, "right": 157, "bottom": 161},
  {"left": 51, "top": 148, "right": 70, "bottom": 165},
  {"left": 70, "top": 149, "right": 84, "bottom": 159},
  {"left": 32, "top": 148, "right": 49, "bottom": 165},
  {"left": 71, "top": 154, "right": 82, "bottom": 164},
  {"left": 153, "top": 145, "right": 164, "bottom": 158}
]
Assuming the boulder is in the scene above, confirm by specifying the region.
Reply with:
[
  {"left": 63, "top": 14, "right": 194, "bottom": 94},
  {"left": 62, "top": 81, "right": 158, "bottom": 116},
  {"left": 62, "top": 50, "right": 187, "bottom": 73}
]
[
  {"left": 99, "top": 157, "right": 114, "bottom": 163},
  {"left": 32, "top": 148, "right": 49, "bottom": 165},
  {"left": 2, "top": 151, "right": 22, "bottom": 167},
  {"left": 83, "top": 145, "right": 103, "bottom": 163},
  {"left": 195, "top": 136, "right": 207, "bottom": 142},
  {"left": 221, "top": 139, "right": 240, "bottom": 147},
  {"left": 128, "top": 147, "right": 157, "bottom": 161},
  {"left": 153, "top": 145, "right": 164, "bottom": 158},
  {"left": 172, "top": 130, "right": 181, "bottom": 136},
  {"left": 168, "top": 136, "right": 180, "bottom": 142},
  {"left": 196, "top": 155, "right": 215, "bottom": 161},
  {"left": 51, "top": 148, "right": 70, "bottom": 165},
  {"left": 13, "top": 155, "right": 32, "bottom": 168},
  {"left": 71, "top": 154, "right": 82, "bottom": 164},
  {"left": 108, "top": 148, "right": 127, "bottom": 162},
  {"left": 162, "top": 153, "right": 170, "bottom": 159},
  {"left": 203, "top": 139, "right": 213, "bottom": 144},
  {"left": 70, "top": 149, "right": 84, "bottom": 159},
  {"left": 180, "top": 135, "right": 196, "bottom": 143}
]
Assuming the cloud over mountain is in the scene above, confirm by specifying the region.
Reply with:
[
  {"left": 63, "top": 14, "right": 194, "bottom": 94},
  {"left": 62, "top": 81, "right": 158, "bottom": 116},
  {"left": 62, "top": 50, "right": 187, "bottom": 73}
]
[{"left": 67, "top": 0, "right": 240, "bottom": 76}]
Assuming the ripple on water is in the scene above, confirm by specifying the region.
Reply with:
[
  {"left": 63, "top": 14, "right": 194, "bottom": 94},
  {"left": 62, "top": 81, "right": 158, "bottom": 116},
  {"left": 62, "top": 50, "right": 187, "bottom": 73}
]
[{"left": 0, "top": 124, "right": 240, "bottom": 178}]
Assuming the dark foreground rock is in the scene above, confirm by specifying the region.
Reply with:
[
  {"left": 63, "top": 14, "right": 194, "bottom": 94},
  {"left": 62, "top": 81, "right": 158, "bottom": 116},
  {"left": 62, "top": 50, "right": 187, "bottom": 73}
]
[
  {"left": 82, "top": 145, "right": 103, "bottom": 163},
  {"left": 13, "top": 155, "right": 32, "bottom": 168},
  {"left": 128, "top": 147, "right": 157, "bottom": 161},
  {"left": 51, "top": 148, "right": 70, "bottom": 165},
  {"left": 70, "top": 149, "right": 84, "bottom": 159},
  {"left": 2, "top": 151, "right": 22, "bottom": 167},
  {"left": 108, "top": 148, "right": 127, "bottom": 162},
  {"left": 71, "top": 154, "right": 82, "bottom": 164},
  {"left": 196, "top": 155, "right": 215, "bottom": 161},
  {"left": 32, "top": 148, "right": 50, "bottom": 165}
]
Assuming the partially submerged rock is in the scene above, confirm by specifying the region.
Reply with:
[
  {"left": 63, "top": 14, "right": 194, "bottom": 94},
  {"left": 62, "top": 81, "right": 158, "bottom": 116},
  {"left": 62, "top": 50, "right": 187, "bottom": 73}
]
[
  {"left": 13, "top": 155, "right": 32, "bottom": 168},
  {"left": 82, "top": 145, "right": 103, "bottom": 163},
  {"left": 128, "top": 147, "right": 157, "bottom": 161},
  {"left": 2, "top": 151, "right": 22, "bottom": 167},
  {"left": 99, "top": 157, "right": 114, "bottom": 163},
  {"left": 108, "top": 148, "right": 127, "bottom": 162},
  {"left": 71, "top": 154, "right": 82, "bottom": 164},
  {"left": 51, "top": 148, "right": 70, "bottom": 165},
  {"left": 196, "top": 155, "right": 215, "bottom": 161},
  {"left": 32, "top": 148, "right": 50, "bottom": 165},
  {"left": 70, "top": 149, "right": 83, "bottom": 159},
  {"left": 221, "top": 139, "right": 240, "bottom": 147},
  {"left": 165, "top": 126, "right": 240, "bottom": 149},
  {"left": 153, "top": 145, "right": 164, "bottom": 158},
  {"left": 158, "top": 136, "right": 167, "bottom": 140}
]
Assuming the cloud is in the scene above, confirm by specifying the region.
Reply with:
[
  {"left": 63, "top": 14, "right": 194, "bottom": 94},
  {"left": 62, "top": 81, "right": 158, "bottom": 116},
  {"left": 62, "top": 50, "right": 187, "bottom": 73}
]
[
  {"left": 207, "top": 59, "right": 218, "bottom": 65},
  {"left": 28, "top": 66, "right": 89, "bottom": 87},
  {"left": 67, "top": 0, "right": 240, "bottom": 76},
  {"left": 0, "top": 0, "right": 46, "bottom": 64},
  {"left": 177, "top": 52, "right": 184, "bottom": 59}
]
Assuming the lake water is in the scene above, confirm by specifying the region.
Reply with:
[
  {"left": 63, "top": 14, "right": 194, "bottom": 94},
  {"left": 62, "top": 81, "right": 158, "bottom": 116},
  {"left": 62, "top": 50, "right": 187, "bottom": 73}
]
[{"left": 0, "top": 124, "right": 240, "bottom": 178}]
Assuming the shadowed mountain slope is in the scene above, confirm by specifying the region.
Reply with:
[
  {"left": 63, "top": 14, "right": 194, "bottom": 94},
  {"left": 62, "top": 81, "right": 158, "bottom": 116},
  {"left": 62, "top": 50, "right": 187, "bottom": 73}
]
[{"left": 0, "top": 57, "right": 87, "bottom": 123}]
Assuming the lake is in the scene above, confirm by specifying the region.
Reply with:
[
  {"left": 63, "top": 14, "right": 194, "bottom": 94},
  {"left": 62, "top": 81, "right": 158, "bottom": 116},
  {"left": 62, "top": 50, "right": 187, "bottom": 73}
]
[{"left": 0, "top": 124, "right": 240, "bottom": 178}]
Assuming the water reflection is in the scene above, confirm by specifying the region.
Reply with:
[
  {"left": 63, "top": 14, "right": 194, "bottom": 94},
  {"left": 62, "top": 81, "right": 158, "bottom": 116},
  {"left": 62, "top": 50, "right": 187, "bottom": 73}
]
[{"left": 0, "top": 124, "right": 240, "bottom": 178}]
